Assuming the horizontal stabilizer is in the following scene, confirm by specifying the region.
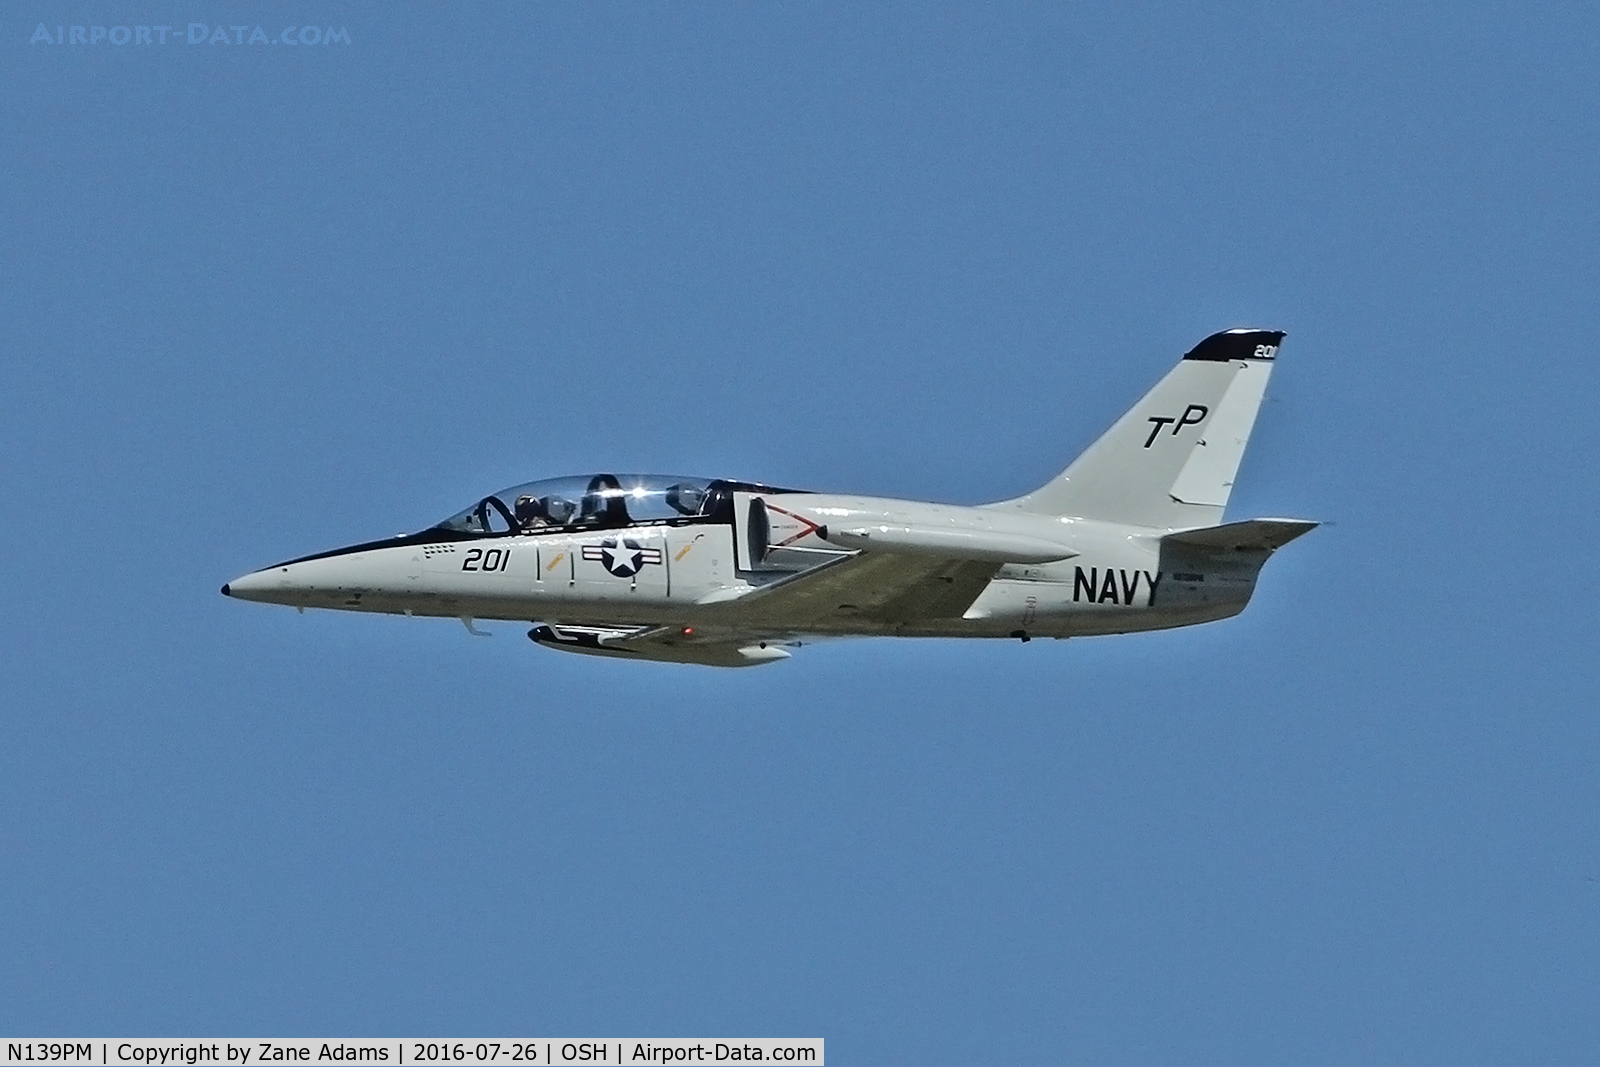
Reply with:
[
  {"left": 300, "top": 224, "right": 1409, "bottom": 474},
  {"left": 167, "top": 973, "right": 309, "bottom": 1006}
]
[{"left": 1162, "top": 518, "right": 1318, "bottom": 552}]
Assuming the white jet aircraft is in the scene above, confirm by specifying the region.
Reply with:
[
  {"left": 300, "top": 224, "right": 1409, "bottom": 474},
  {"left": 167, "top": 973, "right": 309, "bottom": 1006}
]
[{"left": 224, "top": 328, "right": 1314, "bottom": 666}]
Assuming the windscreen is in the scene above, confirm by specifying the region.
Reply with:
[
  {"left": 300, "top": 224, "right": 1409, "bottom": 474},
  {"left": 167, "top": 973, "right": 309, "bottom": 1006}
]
[{"left": 434, "top": 474, "right": 718, "bottom": 534}]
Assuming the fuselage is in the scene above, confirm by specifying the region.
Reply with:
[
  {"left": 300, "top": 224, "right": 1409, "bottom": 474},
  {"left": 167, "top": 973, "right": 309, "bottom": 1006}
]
[
  {"left": 223, "top": 329, "right": 1313, "bottom": 660},
  {"left": 223, "top": 475, "right": 1255, "bottom": 641}
]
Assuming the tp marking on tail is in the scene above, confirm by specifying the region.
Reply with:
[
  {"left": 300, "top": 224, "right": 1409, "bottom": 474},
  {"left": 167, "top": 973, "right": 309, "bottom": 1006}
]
[{"left": 1143, "top": 404, "right": 1209, "bottom": 447}]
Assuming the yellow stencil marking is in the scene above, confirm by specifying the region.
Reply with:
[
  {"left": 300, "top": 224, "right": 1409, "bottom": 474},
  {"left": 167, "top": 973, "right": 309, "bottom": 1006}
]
[
  {"left": 545, "top": 552, "right": 566, "bottom": 571},
  {"left": 674, "top": 544, "right": 694, "bottom": 561}
]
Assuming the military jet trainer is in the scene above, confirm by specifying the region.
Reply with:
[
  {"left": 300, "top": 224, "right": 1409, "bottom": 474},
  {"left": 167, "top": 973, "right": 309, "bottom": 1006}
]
[{"left": 224, "top": 328, "right": 1315, "bottom": 666}]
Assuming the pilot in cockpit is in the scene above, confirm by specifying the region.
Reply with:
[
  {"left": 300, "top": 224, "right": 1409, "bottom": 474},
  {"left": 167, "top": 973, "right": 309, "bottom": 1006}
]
[
  {"left": 580, "top": 474, "right": 631, "bottom": 528},
  {"left": 514, "top": 495, "right": 550, "bottom": 532}
]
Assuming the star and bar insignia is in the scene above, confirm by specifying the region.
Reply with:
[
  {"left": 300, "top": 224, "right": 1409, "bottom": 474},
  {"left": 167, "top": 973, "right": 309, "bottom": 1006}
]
[{"left": 582, "top": 537, "right": 664, "bottom": 578}]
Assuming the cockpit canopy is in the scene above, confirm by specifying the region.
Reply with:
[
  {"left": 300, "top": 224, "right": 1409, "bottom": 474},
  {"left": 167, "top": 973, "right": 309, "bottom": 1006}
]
[{"left": 434, "top": 474, "right": 798, "bottom": 536}]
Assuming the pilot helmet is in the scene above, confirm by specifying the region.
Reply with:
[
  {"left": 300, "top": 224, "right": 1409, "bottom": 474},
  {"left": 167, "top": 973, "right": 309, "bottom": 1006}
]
[{"left": 543, "top": 496, "right": 577, "bottom": 524}]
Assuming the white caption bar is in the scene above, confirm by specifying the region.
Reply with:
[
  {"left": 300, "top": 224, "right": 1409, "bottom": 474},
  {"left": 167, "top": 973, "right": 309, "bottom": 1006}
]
[{"left": 0, "top": 1042, "right": 822, "bottom": 1067}]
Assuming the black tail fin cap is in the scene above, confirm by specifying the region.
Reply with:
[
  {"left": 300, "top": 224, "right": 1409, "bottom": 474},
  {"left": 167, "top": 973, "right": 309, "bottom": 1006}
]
[{"left": 1183, "top": 328, "right": 1285, "bottom": 362}]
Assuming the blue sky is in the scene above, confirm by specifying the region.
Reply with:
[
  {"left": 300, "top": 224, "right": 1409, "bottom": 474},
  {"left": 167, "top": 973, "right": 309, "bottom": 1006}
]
[{"left": 3, "top": 3, "right": 1597, "bottom": 1063}]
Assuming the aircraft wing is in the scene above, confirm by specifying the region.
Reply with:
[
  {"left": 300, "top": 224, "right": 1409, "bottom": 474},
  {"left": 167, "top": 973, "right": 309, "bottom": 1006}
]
[
  {"left": 705, "top": 551, "right": 1002, "bottom": 629},
  {"left": 529, "top": 552, "right": 1001, "bottom": 666}
]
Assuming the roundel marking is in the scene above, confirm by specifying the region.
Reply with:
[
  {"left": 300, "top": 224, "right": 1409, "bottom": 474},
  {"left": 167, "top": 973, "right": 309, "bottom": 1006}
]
[
  {"left": 600, "top": 537, "right": 644, "bottom": 578},
  {"left": 581, "top": 537, "right": 664, "bottom": 578}
]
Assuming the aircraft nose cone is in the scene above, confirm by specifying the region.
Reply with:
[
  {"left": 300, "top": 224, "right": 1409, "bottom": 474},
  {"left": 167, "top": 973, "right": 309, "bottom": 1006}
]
[{"left": 223, "top": 567, "right": 287, "bottom": 604}]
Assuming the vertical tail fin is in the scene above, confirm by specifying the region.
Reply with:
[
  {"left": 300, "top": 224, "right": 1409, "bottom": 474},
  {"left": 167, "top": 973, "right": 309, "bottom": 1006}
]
[{"left": 996, "top": 329, "right": 1284, "bottom": 529}]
